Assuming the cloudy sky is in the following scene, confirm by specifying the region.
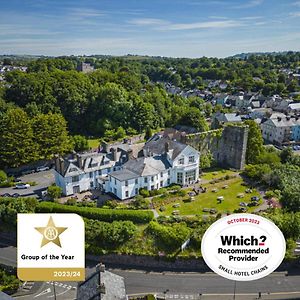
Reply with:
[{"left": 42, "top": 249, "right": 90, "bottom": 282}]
[{"left": 0, "top": 0, "right": 300, "bottom": 57}]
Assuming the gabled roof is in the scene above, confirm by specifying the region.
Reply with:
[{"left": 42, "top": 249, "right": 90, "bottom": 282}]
[{"left": 145, "top": 137, "right": 188, "bottom": 160}]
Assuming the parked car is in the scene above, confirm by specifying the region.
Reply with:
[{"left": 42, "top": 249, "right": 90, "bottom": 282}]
[
  {"left": 251, "top": 196, "right": 260, "bottom": 201},
  {"left": 1, "top": 193, "right": 11, "bottom": 197},
  {"left": 36, "top": 166, "right": 50, "bottom": 172},
  {"left": 21, "top": 169, "right": 35, "bottom": 175},
  {"left": 12, "top": 177, "right": 22, "bottom": 182},
  {"left": 239, "top": 202, "right": 247, "bottom": 207},
  {"left": 12, "top": 193, "right": 20, "bottom": 198},
  {"left": 15, "top": 183, "right": 30, "bottom": 189}
]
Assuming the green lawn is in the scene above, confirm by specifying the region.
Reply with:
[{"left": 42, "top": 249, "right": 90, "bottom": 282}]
[
  {"left": 88, "top": 138, "right": 100, "bottom": 149},
  {"left": 201, "top": 168, "right": 238, "bottom": 181},
  {"left": 159, "top": 177, "right": 261, "bottom": 216}
]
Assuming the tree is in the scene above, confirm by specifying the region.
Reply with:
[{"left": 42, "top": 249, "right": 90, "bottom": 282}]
[
  {"left": 179, "top": 107, "right": 209, "bottom": 132},
  {"left": 71, "top": 135, "right": 89, "bottom": 152},
  {"left": 244, "top": 120, "right": 264, "bottom": 164},
  {"left": 280, "top": 147, "right": 293, "bottom": 163},
  {"left": 32, "top": 113, "right": 72, "bottom": 159},
  {"left": 145, "top": 126, "right": 152, "bottom": 141},
  {"left": 0, "top": 108, "right": 37, "bottom": 168},
  {"left": 47, "top": 185, "right": 62, "bottom": 200},
  {"left": 0, "top": 170, "right": 7, "bottom": 183}
]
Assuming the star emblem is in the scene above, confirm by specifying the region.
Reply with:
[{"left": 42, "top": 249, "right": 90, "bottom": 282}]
[{"left": 35, "top": 216, "right": 68, "bottom": 248}]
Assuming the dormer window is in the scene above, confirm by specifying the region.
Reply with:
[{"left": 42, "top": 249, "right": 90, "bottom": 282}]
[
  {"left": 69, "top": 167, "right": 77, "bottom": 172},
  {"left": 189, "top": 156, "right": 195, "bottom": 163},
  {"left": 179, "top": 158, "right": 184, "bottom": 165}
]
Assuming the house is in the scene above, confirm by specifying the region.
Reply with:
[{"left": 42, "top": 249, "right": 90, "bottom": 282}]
[
  {"left": 287, "top": 103, "right": 300, "bottom": 114},
  {"left": 212, "top": 93, "right": 229, "bottom": 106},
  {"left": 54, "top": 147, "right": 127, "bottom": 196},
  {"left": 292, "top": 121, "right": 300, "bottom": 142},
  {"left": 55, "top": 138, "right": 200, "bottom": 199},
  {"left": 261, "top": 116, "right": 300, "bottom": 145},
  {"left": 104, "top": 138, "right": 200, "bottom": 200},
  {"left": 77, "top": 62, "right": 94, "bottom": 73},
  {"left": 77, "top": 263, "right": 126, "bottom": 300},
  {"left": 212, "top": 112, "right": 242, "bottom": 129}
]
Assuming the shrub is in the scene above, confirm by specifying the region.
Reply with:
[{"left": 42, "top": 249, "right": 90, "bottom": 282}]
[
  {"left": 265, "top": 191, "right": 275, "bottom": 199},
  {"left": 85, "top": 219, "right": 137, "bottom": 248},
  {"left": 0, "top": 170, "right": 7, "bottom": 184},
  {"left": 36, "top": 202, "right": 154, "bottom": 223},
  {"left": 47, "top": 184, "right": 62, "bottom": 200},
  {"left": 147, "top": 221, "right": 191, "bottom": 250},
  {"left": 139, "top": 188, "right": 150, "bottom": 198},
  {"left": 66, "top": 198, "right": 77, "bottom": 205}
]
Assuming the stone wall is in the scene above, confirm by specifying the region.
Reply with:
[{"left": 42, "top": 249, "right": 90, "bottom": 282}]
[
  {"left": 184, "top": 125, "right": 249, "bottom": 170},
  {"left": 211, "top": 125, "right": 249, "bottom": 170}
]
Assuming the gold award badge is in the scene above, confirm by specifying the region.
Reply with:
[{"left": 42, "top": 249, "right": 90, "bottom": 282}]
[{"left": 17, "top": 213, "right": 85, "bottom": 281}]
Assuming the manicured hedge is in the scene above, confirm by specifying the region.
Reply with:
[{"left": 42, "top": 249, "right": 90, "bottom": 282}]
[{"left": 36, "top": 202, "right": 154, "bottom": 224}]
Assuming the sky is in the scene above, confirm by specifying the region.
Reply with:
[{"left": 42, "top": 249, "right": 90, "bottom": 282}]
[{"left": 0, "top": 0, "right": 300, "bottom": 58}]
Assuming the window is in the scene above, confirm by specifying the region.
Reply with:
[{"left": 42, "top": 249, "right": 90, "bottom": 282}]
[
  {"left": 160, "top": 180, "right": 163, "bottom": 187},
  {"left": 168, "top": 170, "right": 170, "bottom": 175},
  {"left": 135, "top": 179, "right": 138, "bottom": 184},
  {"left": 179, "top": 157, "right": 184, "bottom": 165},
  {"left": 90, "top": 182, "right": 94, "bottom": 188},
  {"left": 125, "top": 180, "right": 128, "bottom": 187},
  {"left": 135, "top": 188, "right": 138, "bottom": 195},
  {"left": 125, "top": 191, "right": 129, "bottom": 198},
  {"left": 177, "top": 172, "right": 183, "bottom": 184},
  {"left": 144, "top": 177, "right": 148, "bottom": 183},
  {"left": 151, "top": 185, "right": 154, "bottom": 190},
  {"left": 160, "top": 172, "right": 163, "bottom": 177},
  {"left": 186, "top": 170, "right": 196, "bottom": 184},
  {"left": 72, "top": 176, "right": 79, "bottom": 183},
  {"left": 151, "top": 176, "right": 154, "bottom": 182},
  {"left": 114, "top": 188, "right": 117, "bottom": 194},
  {"left": 107, "top": 167, "right": 111, "bottom": 173},
  {"left": 188, "top": 156, "right": 195, "bottom": 163},
  {"left": 69, "top": 167, "right": 77, "bottom": 172},
  {"left": 89, "top": 172, "right": 93, "bottom": 178},
  {"left": 167, "top": 179, "right": 170, "bottom": 185},
  {"left": 115, "top": 179, "right": 117, "bottom": 185},
  {"left": 98, "top": 170, "right": 102, "bottom": 175}
]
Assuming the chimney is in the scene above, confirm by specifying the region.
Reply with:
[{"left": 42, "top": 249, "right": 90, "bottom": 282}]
[
  {"left": 59, "top": 158, "right": 65, "bottom": 173},
  {"left": 101, "top": 142, "right": 109, "bottom": 153},
  {"left": 54, "top": 155, "right": 60, "bottom": 172},
  {"left": 165, "top": 141, "right": 170, "bottom": 153},
  {"left": 77, "top": 154, "right": 82, "bottom": 169},
  {"left": 277, "top": 117, "right": 282, "bottom": 121},
  {"left": 111, "top": 148, "right": 118, "bottom": 161}
]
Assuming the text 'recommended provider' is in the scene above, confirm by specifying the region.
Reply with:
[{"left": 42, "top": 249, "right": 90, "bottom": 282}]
[
  {"left": 201, "top": 213, "right": 286, "bottom": 281},
  {"left": 17, "top": 213, "right": 85, "bottom": 281}
]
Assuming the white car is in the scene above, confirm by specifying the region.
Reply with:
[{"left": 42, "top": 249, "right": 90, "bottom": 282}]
[
  {"left": 36, "top": 166, "right": 50, "bottom": 172},
  {"left": 15, "top": 183, "right": 30, "bottom": 189}
]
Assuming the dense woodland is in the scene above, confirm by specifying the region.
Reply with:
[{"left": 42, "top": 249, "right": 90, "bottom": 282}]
[{"left": 0, "top": 52, "right": 299, "bottom": 169}]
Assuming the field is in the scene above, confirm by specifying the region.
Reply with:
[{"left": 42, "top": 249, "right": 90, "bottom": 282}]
[{"left": 157, "top": 170, "right": 262, "bottom": 217}]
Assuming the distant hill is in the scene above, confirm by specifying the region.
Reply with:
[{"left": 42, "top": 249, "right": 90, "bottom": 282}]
[{"left": 229, "top": 51, "right": 297, "bottom": 59}]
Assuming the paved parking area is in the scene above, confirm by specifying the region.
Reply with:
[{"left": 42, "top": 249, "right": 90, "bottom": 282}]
[{"left": 0, "top": 170, "right": 54, "bottom": 198}]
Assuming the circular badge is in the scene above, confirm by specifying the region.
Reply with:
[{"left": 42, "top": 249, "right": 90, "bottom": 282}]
[{"left": 201, "top": 213, "right": 286, "bottom": 281}]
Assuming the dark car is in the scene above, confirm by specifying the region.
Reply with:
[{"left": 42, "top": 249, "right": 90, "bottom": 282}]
[
  {"left": 13, "top": 177, "right": 22, "bottom": 183},
  {"left": 1, "top": 193, "right": 11, "bottom": 197},
  {"left": 21, "top": 169, "right": 35, "bottom": 175},
  {"left": 12, "top": 193, "right": 20, "bottom": 198},
  {"left": 251, "top": 196, "right": 260, "bottom": 201}
]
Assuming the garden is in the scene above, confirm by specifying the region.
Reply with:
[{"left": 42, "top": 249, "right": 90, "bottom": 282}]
[{"left": 153, "top": 170, "right": 262, "bottom": 217}]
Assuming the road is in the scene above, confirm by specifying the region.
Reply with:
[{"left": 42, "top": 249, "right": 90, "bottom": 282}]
[
  {"left": 1, "top": 243, "right": 300, "bottom": 300},
  {"left": 0, "top": 170, "right": 54, "bottom": 197}
]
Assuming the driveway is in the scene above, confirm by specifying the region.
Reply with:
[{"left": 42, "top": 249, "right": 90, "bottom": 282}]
[{"left": 0, "top": 170, "right": 54, "bottom": 198}]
